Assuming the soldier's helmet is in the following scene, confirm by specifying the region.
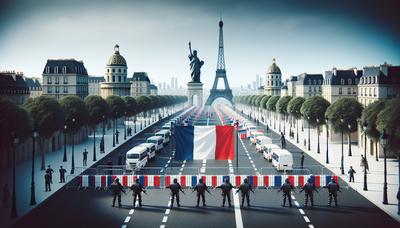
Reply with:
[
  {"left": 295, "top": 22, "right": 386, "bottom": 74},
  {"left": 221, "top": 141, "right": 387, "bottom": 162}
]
[
  {"left": 307, "top": 178, "right": 312, "bottom": 183},
  {"left": 331, "top": 178, "right": 336, "bottom": 183},
  {"left": 285, "top": 178, "right": 290, "bottom": 184},
  {"left": 244, "top": 178, "right": 248, "bottom": 183},
  {"left": 224, "top": 177, "right": 229, "bottom": 183},
  {"left": 173, "top": 178, "right": 178, "bottom": 183},
  {"left": 115, "top": 178, "right": 120, "bottom": 182},
  {"left": 135, "top": 179, "right": 140, "bottom": 183},
  {"left": 199, "top": 179, "right": 203, "bottom": 183}
]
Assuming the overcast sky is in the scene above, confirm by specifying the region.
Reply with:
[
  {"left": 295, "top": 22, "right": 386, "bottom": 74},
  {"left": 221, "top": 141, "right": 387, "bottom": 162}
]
[{"left": 0, "top": 0, "right": 399, "bottom": 88}]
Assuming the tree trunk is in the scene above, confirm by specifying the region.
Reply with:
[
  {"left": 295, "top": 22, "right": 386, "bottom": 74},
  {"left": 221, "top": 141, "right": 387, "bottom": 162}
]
[
  {"left": 40, "top": 137, "right": 45, "bottom": 170},
  {"left": 348, "top": 133, "right": 352, "bottom": 156},
  {"left": 375, "top": 140, "right": 379, "bottom": 161},
  {"left": 93, "top": 126, "right": 96, "bottom": 161}
]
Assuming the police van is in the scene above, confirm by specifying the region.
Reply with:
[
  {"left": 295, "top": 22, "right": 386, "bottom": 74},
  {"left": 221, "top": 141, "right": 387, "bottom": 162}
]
[
  {"left": 271, "top": 149, "right": 293, "bottom": 171},
  {"left": 155, "top": 129, "right": 170, "bottom": 144},
  {"left": 162, "top": 123, "right": 171, "bottom": 131},
  {"left": 137, "top": 142, "right": 156, "bottom": 160},
  {"left": 250, "top": 131, "right": 264, "bottom": 144},
  {"left": 147, "top": 135, "right": 164, "bottom": 152},
  {"left": 263, "top": 143, "right": 281, "bottom": 161},
  {"left": 126, "top": 146, "right": 148, "bottom": 171},
  {"left": 255, "top": 135, "right": 272, "bottom": 152}
]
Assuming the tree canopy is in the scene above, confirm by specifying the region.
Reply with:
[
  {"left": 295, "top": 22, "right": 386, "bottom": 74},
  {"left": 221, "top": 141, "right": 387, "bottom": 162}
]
[
  {"left": 60, "top": 95, "right": 89, "bottom": 133},
  {"left": 300, "top": 96, "right": 330, "bottom": 126},
  {"left": 287, "top": 97, "right": 305, "bottom": 119},
  {"left": 106, "top": 95, "right": 127, "bottom": 119},
  {"left": 266, "top": 96, "right": 280, "bottom": 111},
  {"left": 361, "top": 100, "right": 386, "bottom": 141},
  {"left": 325, "top": 97, "right": 362, "bottom": 133},
  {"left": 260, "top": 95, "right": 271, "bottom": 110},
  {"left": 84, "top": 95, "right": 111, "bottom": 127},
  {"left": 276, "top": 96, "right": 292, "bottom": 115},
  {"left": 376, "top": 97, "right": 400, "bottom": 153}
]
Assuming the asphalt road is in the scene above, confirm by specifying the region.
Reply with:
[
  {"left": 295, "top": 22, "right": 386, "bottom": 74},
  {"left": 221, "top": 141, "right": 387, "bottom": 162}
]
[{"left": 11, "top": 105, "right": 400, "bottom": 228}]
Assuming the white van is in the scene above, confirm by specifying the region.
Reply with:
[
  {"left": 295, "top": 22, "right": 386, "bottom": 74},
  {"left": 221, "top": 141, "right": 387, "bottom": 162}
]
[
  {"left": 138, "top": 142, "right": 156, "bottom": 160},
  {"left": 250, "top": 132, "right": 264, "bottom": 144},
  {"left": 263, "top": 143, "right": 281, "bottom": 161},
  {"left": 147, "top": 136, "right": 164, "bottom": 152},
  {"left": 155, "top": 130, "right": 170, "bottom": 144},
  {"left": 162, "top": 123, "right": 171, "bottom": 131},
  {"left": 126, "top": 146, "right": 148, "bottom": 171},
  {"left": 255, "top": 136, "right": 272, "bottom": 152},
  {"left": 271, "top": 149, "right": 293, "bottom": 171}
]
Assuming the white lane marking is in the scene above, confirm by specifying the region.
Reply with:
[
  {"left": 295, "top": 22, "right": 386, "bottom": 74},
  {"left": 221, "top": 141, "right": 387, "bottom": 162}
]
[
  {"left": 228, "top": 160, "right": 232, "bottom": 164},
  {"left": 180, "top": 168, "right": 183, "bottom": 172},
  {"left": 167, "top": 160, "right": 170, "bottom": 164},
  {"left": 121, "top": 225, "right": 127, "bottom": 228},
  {"left": 129, "top": 209, "right": 134, "bottom": 215},
  {"left": 299, "top": 209, "right": 305, "bottom": 215},
  {"left": 181, "top": 164, "right": 185, "bottom": 168},
  {"left": 183, "top": 160, "right": 186, "bottom": 164},
  {"left": 233, "top": 190, "right": 244, "bottom": 228},
  {"left": 252, "top": 164, "right": 256, "bottom": 168},
  {"left": 308, "top": 225, "right": 315, "bottom": 228},
  {"left": 162, "top": 216, "right": 168, "bottom": 223},
  {"left": 124, "top": 216, "right": 131, "bottom": 223},
  {"left": 160, "top": 169, "right": 164, "bottom": 173},
  {"left": 294, "top": 201, "right": 300, "bottom": 207},
  {"left": 250, "top": 160, "right": 254, "bottom": 164},
  {"left": 165, "top": 209, "right": 170, "bottom": 215},
  {"left": 303, "top": 216, "right": 310, "bottom": 223},
  {"left": 200, "top": 167, "right": 206, "bottom": 173},
  {"left": 291, "top": 195, "right": 296, "bottom": 199},
  {"left": 160, "top": 225, "right": 165, "bottom": 228}
]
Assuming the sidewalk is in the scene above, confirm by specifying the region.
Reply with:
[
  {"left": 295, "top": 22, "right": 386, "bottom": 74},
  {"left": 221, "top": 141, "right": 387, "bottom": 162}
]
[
  {"left": 0, "top": 112, "right": 179, "bottom": 227},
  {"left": 239, "top": 105, "right": 400, "bottom": 222}
]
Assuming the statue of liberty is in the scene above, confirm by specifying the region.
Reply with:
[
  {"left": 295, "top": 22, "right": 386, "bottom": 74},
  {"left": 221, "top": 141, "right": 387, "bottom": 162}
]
[{"left": 188, "top": 41, "right": 204, "bottom": 83}]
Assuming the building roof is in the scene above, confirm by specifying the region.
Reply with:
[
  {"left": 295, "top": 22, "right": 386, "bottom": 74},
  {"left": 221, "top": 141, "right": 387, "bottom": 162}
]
[
  {"left": 296, "top": 73, "right": 324, "bottom": 85},
  {"left": 149, "top": 84, "right": 158, "bottom": 90},
  {"left": 267, "top": 58, "right": 281, "bottom": 74},
  {"left": 0, "top": 72, "right": 29, "bottom": 92},
  {"left": 130, "top": 72, "right": 150, "bottom": 82},
  {"left": 25, "top": 77, "right": 42, "bottom": 89},
  {"left": 362, "top": 63, "right": 400, "bottom": 84},
  {"left": 43, "top": 59, "right": 88, "bottom": 75},
  {"left": 107, "top": 44, "right": 127, "bottom": 66},
  {"left": 88, "top": 76, "right": 105, "bottom": 83},
  {"left": 324, "top": 68, "right": 362, "bottom": 85}
]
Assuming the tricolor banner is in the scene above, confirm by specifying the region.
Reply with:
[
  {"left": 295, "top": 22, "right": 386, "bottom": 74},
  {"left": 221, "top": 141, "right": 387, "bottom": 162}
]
[{"left": 175, "top": 126, "right": 235, "bottom": 160}]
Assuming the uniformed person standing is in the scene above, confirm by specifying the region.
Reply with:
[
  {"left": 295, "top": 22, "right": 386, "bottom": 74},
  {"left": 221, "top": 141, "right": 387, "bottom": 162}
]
[
  {"left": 326, "top": 178, "right": 341, "bottom": 207},
  {"left": 130, "top": 179, "right": 146, "bottom": 207},
  {"left": 166, "top": 178, "right": 185, "bottom": 207},
  {"left": 300, "top": 178, "right": 318, "bottom": 207},
  {"left": 193, "top": 179, "right": 210, "bottom": 207},
  {"left": 279, "top": 178, "right": 295, "bottom": 207},
  {"left": 216, "top": 177, "right": 233, "bottom": 207},
  {"left": 111, "top": 178, "right": 125, "bottom": 207},
  {"left": 236, "top": 178, "right": 254, "bottom": 207}
]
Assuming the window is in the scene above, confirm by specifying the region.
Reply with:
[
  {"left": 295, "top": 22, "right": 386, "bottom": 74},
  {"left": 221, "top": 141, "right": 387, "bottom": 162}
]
[
  {"left": 361, "top": 88, "right": 363, "bottom": 96},
  {"left": 112, "top": 69, "right": 115, "bottom": 73},
  {"left": 124, "top": 69, "right": 127, "bottom": 73},
  {"left": 355, "top": 78, "right": 359, "bottom": 84},
  {"left": 339, "top": 88, "right": 342, "bottom": 94},
  {"left": 118, "top": 76, "right": 121, "bottom": 82},
  {"left": 63, "top": 76, "right": 68, "bottom": 84},
  {"left": 372, "top": 77, "right": 375, "bottom": 83},
  {"left": 369, "top": 88, "right": 372, "bottom": 96},
  {"left": 348, "top": 79, "right": 352, "bottom": 85},
  {"left": 308, "top": 79, "right": 311, "bottom": 85},
  {"left": 64, "top": 86, "right": 68, "bottom": 93},
  {"left": 47, "top": 77, "right": 52, "bottom": 84},
  {"left": 309, "top": 86, "right": 312, "bottom": 92},
  {"left": 341, "top": 79, "right": 345, "bottom": 85},
  {"left": 45, "top": 66, "right": 50, "bottom": 74},
  {"left": 313, "top": 80, "right": 316, "bottom": 85},
  {"left": 107, "top": 76, "right": 110, "bottom": 82},
  {"left": 318, "top": 80, "right": 321, "bottom": 85},
  {"left": 118, "top": 69, "right": 121, "bottom": 73},
  {"left": 347, "top": 88, "right": 351, "bottom": 94},
  {"left": 374, "top": 88, "right": 376, "bottom": 97},
  {"left": 55, "top": 77, "right": 59, "bottom": 84},
  {"left": 112, "top": 76, "right": 115, "bottom": 82},
  {"left": 47, "top": 86, "right": 52, "bottom": 93},
  {"left": 352, "top": 87, "right": 356, "bottom": 94},
  {"left": 54, "top": 66, "right": 59, "bottom": 74},
  {"left": 107, "top": 69, "right": 110, "bottom": 73},
  {"left": 313, "top": 87, "right": 316, "bottom": 92},
  {"left": 55, "top": 86, "right": 59, "bottom": 93},
  {"left": 319, "top": 86, "right": 322, "bottom": 92},
  {"left": 62, "top": 66, "right": 67, "bottom": 74}
]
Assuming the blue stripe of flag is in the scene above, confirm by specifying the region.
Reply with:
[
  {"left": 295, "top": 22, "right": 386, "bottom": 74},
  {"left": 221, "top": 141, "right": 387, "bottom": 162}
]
[{"left": 175, "top": 126, "right": 194, "bottom": 160}]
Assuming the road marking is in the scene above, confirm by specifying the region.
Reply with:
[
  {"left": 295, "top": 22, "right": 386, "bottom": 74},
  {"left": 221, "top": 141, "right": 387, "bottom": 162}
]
[
  {"left": 121, "top": 225, "right": 127, "bottom": 228},
  {"left": 160, "top": 225, "right": 165, "bottom": 228},
  {"left": 233, "top": 190, "right": 244, "bottom": 228},
  {"left": 294, "top": 201, "right": 300, "bottom": 207},
  {"left": 303, "top": 216, "right": 310, "bottom": 223},
  {"left": 165, "top": 209, "right": 170, "bottom": 215},
  {"left": 181, "top": 164, "right": 185, "bottom": 168},
  {"left": 160, "top": 168, "right": 164, "bottom": 173},
  {"left": 183, "top": 160, "right": 186, "bottom": 164},
  {"left": 124, "top": 216, "right": 131, "bottom": 223},
  {"left": 129, "top": 209, "right": 134, "bottom": 215},
  {"left": 162, "top": 216, "right": 168, "bottom": 223},
  {"left": 308, "top": 225, "right": 315, "bottom": 228},
  {"left": 299, "top": 209, "right": 305, "bottom": 215}
]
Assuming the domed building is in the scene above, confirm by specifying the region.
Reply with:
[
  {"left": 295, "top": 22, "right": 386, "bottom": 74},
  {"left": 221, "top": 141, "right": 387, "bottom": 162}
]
[
  {"left": 264, "top": 58, "right": 282, "bottom": 96},
  {"left": 100, "top": 44, "right": 131, "bottom": 98}
]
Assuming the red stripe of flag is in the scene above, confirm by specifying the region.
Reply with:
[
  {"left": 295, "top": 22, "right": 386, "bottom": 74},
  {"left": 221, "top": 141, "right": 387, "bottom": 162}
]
[
  {"left": 101, "top": 176, "right": 106, "bottom": 187},
  {"left": 212, "top": 176, "right": 217, "bottom": 187},
  {"left": 333, "top": 175, "right": 339, "bottom": 184},
  {"left": 201, "top": 176, "right": 206, "bottom": 184},
  {"left": 112, "top": 175, "right": 117, "bottom": 181},
  {"left": 253, "top": 176, "right": 258, "bottom": 187},
  {"left": 288, "top": 176, "right": 294, "bottom": 185},
  {"left": 215, "top": 126, "right": 234, "bottom": 160},
  {"left": 180, "top": 176, "right": 186, "bottom": 188},
  {"left": 315, "top": 176, "right": 320, "bottom": 187},
  {"left": 166, "top": 176, "right": 171, "bottom": 186},
  {"left": 122, "top": 175, "right": 128, "bottom": 186},
  {"left": 235, "top": 176, "right": 241, "bottom": 187},
  {"left": 79, "top": 176, "right": 83, "bottom": 186},
  {"left": 144, "top": 176, "right": 148, "bottom": 187},
  {"left": 264, "top": 176, "right": 269, "bottom": 187},
  {"left": 298, "top": 176, "right": 304, "bottom": 187},
  {"left": 154, "top": 176, "right": 160, "bottom": 187}
]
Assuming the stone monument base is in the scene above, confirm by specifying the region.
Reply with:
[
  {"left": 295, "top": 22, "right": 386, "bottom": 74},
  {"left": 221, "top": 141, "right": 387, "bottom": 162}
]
[{"left": 187, "top": 82, "right": 203, "bottom": 107}]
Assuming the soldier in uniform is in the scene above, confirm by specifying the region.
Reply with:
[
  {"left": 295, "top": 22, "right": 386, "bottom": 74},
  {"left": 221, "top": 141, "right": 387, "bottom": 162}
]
[
  {"left": 279, "top": 178, "right": 295, "bottom": 207},
  {"left": 216, "top": 177, "right": 233, "bottom": 207},
  {"left": 130, "top": 179, "right": 146, "bottom": 207},
  {"left": 166, "top": 178, "right": 185, "bottom": 207},
  {"left": 300, "top": 178, "right": 318, "bottom": 207},
  {"left": 45, "top": 172, "right": 52, "bottom": 192},
  {"left": 193, "top": 179, "right": 210, "bottom": 207},
  {"left": 111, "top": 178, "right": 125, "bottom": 207},
  {"left": 326, "top": 178, "right": 341, "bottom": 207},
  {"left": 236, "top": 178, "right": 254, "bottom": 207}
]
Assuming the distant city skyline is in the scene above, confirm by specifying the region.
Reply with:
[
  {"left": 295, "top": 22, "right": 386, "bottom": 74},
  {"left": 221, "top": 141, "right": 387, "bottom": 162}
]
[{"left": 0, "top": 0, "right": 399, "bottom": 88}]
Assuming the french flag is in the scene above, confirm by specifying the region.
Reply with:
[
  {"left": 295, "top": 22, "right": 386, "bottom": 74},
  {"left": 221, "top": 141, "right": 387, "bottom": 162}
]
[{"left": 175, "top": 126, "right": 235, "bottom": 160}]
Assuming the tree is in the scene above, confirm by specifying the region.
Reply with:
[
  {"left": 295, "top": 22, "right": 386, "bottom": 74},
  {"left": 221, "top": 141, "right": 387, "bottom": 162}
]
[
  {"left": 254, "top": 95, "right": 265, "bottom": 120},
  {"left": 267, "top": 96, "right": 280, "bottom": 128},
  {"left": 287, "top": 97, "right": 305, "bottom": 143},
  {"left": 124, "top": 96, "right": 138, "bottom": 133},
  {"left": 361, "top": 100, "right": 386, "bottom": 160},
  {"left": 325, "top": 97, "right": 363, "bottom": 157},
  {"left": 1, "top": 97, "right": 32, "bottom": 166},
  {"left": 136, "top": 96, "right": 151, "bottom": 127},
  {"left": 301, "top": 96, "right": 330, "bottom": 153},
  {"left": 376, "top": 97, "right": 400, "bottom": 153},
  {"left": 25, "top": 96, "right": 64, "bottom": 170},
  {"left": 260, "top": 95, "right": 271, "bottom": 122},
  {"left": 85, "top": 95, "right": 111, "bottom": 161},
  {"left": 106, "top": 95, "right": 127, "bottom": 146},
  {"left": 276, "top": 96, "right": 292, "bottom": 134}
]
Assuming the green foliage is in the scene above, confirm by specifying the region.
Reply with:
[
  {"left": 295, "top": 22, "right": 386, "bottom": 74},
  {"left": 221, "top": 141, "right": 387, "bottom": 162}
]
[
  {"left": 376, "top": 97, "right": 400, "bottom": 153},
  {"left": 105, "top": 95, "right": 127, "bottom": 118},
  {"left": 260, "top": 95, "right": 271, "bottom": 109},
  {"left": 276, "top": 96, "right": 292, "bottom": 115},
  {"left": 300, "top": 96, "right": 330, "bottom": 126},
  {"left": 266, "top": 96, "right": 280, "bottom": 111},
  {"left": 136, "top": 95, "right": 151, "bottom": 112},
  {"left": 287, "top": 97, "right": 305, "bottom": 119},
  {"left": 148, "top": 95, "right": 160, "bottom": 109},
  {"left": 25, "top": 95, "right": 64, "bottom": 138},
  {"left": 0, "top": 97, "right": 32, "bottom": 147},
  {"left": 60, "top": 95, "right": 89, "bottom": 133},
  {"left": 325, "top": 97, "right": 362, "bottom": 133},
  {"left": 361, "top": 100, "right": 386, "bottom": 141},
  {"left": 84, "top": 95, "right": 111, "bottom": 127},
  {"left": 123, "top": 96, "right": 138, "bottom": 117},
  {"left": 255, "top": 95, "right": 265, "bottom": 107}
]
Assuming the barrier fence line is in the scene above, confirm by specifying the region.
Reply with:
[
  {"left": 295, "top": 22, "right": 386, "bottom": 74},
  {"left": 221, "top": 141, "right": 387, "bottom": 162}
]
[{"left": 78, "top": 175, "right": 339, "bottom": 189}]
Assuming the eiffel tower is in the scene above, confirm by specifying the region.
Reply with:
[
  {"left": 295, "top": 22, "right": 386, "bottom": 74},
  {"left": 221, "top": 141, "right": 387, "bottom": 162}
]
[{"left": 205, "top": 19, "right": 233, "bottom": 106}]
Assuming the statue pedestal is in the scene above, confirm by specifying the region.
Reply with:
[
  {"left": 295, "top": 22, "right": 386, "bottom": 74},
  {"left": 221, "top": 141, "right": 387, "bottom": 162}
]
[{"left": 187, "top": 82, "right": 203, "bottom": 107}]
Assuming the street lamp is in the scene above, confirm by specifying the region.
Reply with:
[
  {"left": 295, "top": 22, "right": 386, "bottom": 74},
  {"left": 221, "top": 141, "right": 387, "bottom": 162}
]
[
  {"left": 296, "top": 111, "right": 299, "bottom": 144},
  {"left": 115, "top": 111, "right": 119, "bottom": 145},
  {"left": 70, "top": 118, "right": 76, "bottom": 174},
  {"left": 124, "top": 111, "right": 127, "bottom": 140},
  {"left": 63, "top": 124, "right": 67, "bottom": 162},
  {"left": 307, "top": 115, "right": 311, "bottom": 151},
  {"left": 325, "top": 117, "right": 329, "bottom": 164},
  {"left": 30, "top": 129, "right": 38, "bottom": 206},
  {"left": 112, "top": 113, "right": 116, "bottom": 147},
  {"left": 102, "top": 115, "right": 106, "bottom": 153},
  {"left": 317, "top": 118, "right": 320, "bottom": 154},
  {"left": 348, "top": 123, "right": 352, "bottom": 156},
  {"left": 363, "top": 122, "right": 368, "bottom": 191},
  {"left": 11, "top": 135, "right": 19, "bottom": 218},
  {"left": 340, "top": 117, "right": 345, "bottom": 175},
  {"left": 381, "top": 130, "right": 388, "bottom": 204}
]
